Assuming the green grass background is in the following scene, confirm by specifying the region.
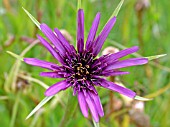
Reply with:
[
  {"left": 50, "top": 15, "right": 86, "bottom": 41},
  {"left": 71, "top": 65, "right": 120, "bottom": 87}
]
[{"left": 0, "top": 0, "right": 170, "bottom": 127}]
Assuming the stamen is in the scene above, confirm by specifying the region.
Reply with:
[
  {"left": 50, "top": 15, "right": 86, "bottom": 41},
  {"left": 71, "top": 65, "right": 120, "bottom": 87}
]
[
  {"left": 86, "top": 71, "right": 89, "bottom": 74},
  {"left": 85, "top": 65, "right": 90, "bottom": 68},
  {"left": 80, "top": 69, "right": 84, "bottom": 73},
  {"left": 77, "top": 72, "right": 81, "bottom": 76}
]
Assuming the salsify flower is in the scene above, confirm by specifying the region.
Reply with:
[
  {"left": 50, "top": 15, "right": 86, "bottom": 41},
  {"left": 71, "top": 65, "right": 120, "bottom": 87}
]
[{"left": 24, "top": 9, "right": 148, "bottom": 122}]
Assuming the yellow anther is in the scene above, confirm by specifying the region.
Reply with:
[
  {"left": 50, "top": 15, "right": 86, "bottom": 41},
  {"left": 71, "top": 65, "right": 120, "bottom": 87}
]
[
  {"left": 86, "top": 71, "right": 89, "bottom": 74},
  {"left": 86, "top": 65, "right": 90, "bottom": 68},
  {"left": 77, "top": 67, "right": 80, "bottom": 70},
  {"left": 80, "top": 63, "right": 82, "bottom": 67}
]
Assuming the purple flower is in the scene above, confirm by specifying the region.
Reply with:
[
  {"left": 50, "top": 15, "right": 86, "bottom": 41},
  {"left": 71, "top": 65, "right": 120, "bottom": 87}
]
[{"left": 24, "top": 9, "right": 148, "bottom": 122}]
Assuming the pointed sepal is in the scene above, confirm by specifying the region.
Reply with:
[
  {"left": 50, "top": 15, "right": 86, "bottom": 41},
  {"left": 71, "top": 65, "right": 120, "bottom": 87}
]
[{"left": 22, "top": 7, "right": 41, "bottom": 29}]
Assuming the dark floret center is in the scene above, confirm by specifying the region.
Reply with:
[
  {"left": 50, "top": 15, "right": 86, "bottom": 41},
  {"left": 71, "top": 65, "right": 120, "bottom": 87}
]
[
  {"left": 65, "top": 52, "right": 94, "bottom": 82},
  {"left": 72, "top": 62, "right": 90, "bottom": 80}
]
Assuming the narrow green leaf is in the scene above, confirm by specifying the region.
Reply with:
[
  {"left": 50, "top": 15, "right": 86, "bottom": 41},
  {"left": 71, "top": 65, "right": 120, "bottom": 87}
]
[
  {"left": 6, "top": 51, "right": 24, "bottom": 61},
  {"left": 111, "top": 0, "right": 124, "bottom": 18},
  {"left": 145, "top": 54, "right": 167, "bottom": 61},
  {"left": 22, "top": 7, "right": 41, "bottom": 29},
  {"left": 92, "top": 118, "right": 100, "bottom": 127},
  {"left": 10, "top": 92, "right": 21, "bottom": 127},
  {"left": 134, "top": 95, "right": 152, "bottom": 101},
  {"left": 26, "top": 96, "right": 53, "bottom": 120},
  {"left": 77, "top": 0, "right": 82, "bottom": 10}
]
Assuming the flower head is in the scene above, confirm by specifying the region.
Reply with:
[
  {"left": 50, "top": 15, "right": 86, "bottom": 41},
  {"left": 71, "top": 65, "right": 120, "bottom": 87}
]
[{"left": 24, "top": 9, "right": 148, "bottom": 122}]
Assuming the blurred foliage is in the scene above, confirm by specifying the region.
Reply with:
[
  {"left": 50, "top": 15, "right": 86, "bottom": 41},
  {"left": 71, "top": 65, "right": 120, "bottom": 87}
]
[{"left": 0, "top": 0, "right": 170, "bottom": 127}]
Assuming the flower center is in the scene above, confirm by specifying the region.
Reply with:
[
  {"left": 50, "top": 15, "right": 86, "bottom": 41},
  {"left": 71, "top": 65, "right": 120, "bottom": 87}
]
[
  {"left": 73, "top": 62, "right": 90, "bottom": 80},
  {"left": 65, "top": 52, "right": 95, "bottom": 83}
]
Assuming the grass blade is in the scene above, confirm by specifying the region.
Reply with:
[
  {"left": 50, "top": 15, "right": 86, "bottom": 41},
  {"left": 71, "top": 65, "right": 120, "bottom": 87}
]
[
  {"left": 26, "top": 96, "right": 53, "bottom": 120},
  {"left": 10, "top": 92, "right": 21, "bottom": 127},
  {"left": 58, "top": 91, "right": 77, "bottom": 127},
  {"left": 145, "top": 83, "right": 170, "bottom": 98}
]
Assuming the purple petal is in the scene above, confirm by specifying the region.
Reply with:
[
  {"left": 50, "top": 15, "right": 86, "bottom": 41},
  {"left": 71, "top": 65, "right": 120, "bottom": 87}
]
[
  {"left": 37, "top": 35, "right": 65, "bottom": 64},
  {"left": 93, "top": 17, "right": 116, "bottom": 56},
  {"left": 103, "top": 46, "right": 139, "bottom": 63},
  {"left": 54, "top": 28, "right": 75, "bottom": 53},
  {"left": 88, "top": 86, "right": 98, "bottom": 95},
  {"left": 40, "top": 72, "right": 64, "bottom": 78},
  {"left": 77, "top": 91, "right": 89, "bottom": 118},
  {"left": 101, "top": 71, "right": 130, "bottom": 77},
  {"left": 24, "top": 58, "right": 60, "bottom": 70},
  {"left": 88, "top": 91, "right": 104, "bottom": 117},
  {"left": 77, "top": 9, "right": 84, "bottom": 53},
  {"left": 105, "top": 58, "right": 148, "bottom": 71},
  {"left": 86, "top": 13, "right": 100, "bottom": 51},
  {"left": 92, "top": 78, "right": 109, "bottom": 87},
  {"left": 84, "top": 91, "right": 99, "bottom": 122},
  {"left": 45, "top": 80, "right": 69, "bottom": 96},
  {"left": 40, "top": 23, "right": 66, "bottom": 56},
  {"left": 73, "top": 87, "right": 77, "bottom": 96},
  {"left": 101, "top": 80, "right": 136, "bottom": 98}
]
